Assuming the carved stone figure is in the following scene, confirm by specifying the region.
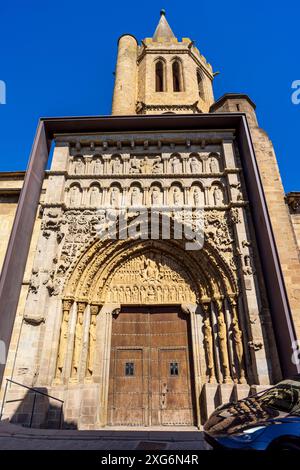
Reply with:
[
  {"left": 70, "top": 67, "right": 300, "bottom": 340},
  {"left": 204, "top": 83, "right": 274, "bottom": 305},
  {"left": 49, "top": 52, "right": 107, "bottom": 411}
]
[
  {"left": 232, "top": 316, "right": 246, "bottom": 383},
  {"left": 151, "top": 186, "right": 162, "bottom": 205},
  {"left": 230, "top": 183, "right": 242, "bottom": 202},
  {"left": 129, "top": 158, "right": 141, "bottom": 174},
  {"left": 190, "top": 156, "right": 201, "bottom": 174},
  {"left": 212, "top": 186, "right": 223, "bottom": 206},
  {"left": 74, "top": 159, "right": 84, "bottom": 175},
  {"left": 173, "top": 186, "right": 182, "bottom": 206},
  {"left": 56, "top": 300, "right": 72, "bottom": 378},
  {"left": 171, "top": 156, "right": 182, "bottom": 173},
  {"left": 70, "top": 185, "right": 81, "bottom": 207},
  {"left": 110, "top": 186, "right": 120, "bottom": 207},
  {"left": 209, "top": 158, "right": 218, "bottom": 173},
  {"left": 111, "top": 157, "right": 122, "bottom": 174},
  {"left": 87, "top": 305, "right": 99, "bottom": 377},
  {"left": 130, "top": 186, "right": 142, "bottom": 205},
  {"left": 203, "top": 311, "right": 214, "bottom": 383},
  {"left": 71, "top": 304, "right": 85, "bottom": 378},
  {"left": 103, "top": 252, "right": 197, "bottom": 304},
  {"left": 215, "top": 301, "right": 231, "bottom": 383},
  {"left": 193, "top": 187, "right": 204, "bottom": 207},
  {"left": 141, "top": 157, "right": 152, "bottom": 174},
  {"left": 243, "top": 254, "right": 253, "bottom": 275},
  {"left": 89, "top": 186, "right": 100, "bottom": 206},
  {"left": 144, "top": 257, "right": 160, "bottom": 282},
  {"left": 152, "top": 156, "right": 163, "bottom": 174},
  {"left": 93, "top": 158, "right": 102, "bottom": 174}
]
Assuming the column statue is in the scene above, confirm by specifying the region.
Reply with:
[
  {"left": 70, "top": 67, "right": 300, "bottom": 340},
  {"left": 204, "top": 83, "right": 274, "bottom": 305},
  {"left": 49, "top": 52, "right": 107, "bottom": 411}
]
[{"left": 56, "top": 300, "right": 72, "bottom": 379}]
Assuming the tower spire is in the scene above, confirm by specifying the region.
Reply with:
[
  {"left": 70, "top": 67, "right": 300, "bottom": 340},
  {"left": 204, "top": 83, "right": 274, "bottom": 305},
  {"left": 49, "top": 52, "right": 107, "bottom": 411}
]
[{"left": 153, "top": 9, "right": 176, "bottom": 42}]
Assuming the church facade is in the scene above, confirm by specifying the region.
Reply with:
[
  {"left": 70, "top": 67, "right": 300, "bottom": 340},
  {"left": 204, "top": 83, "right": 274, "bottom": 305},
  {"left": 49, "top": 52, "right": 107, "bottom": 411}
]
[{"left": 0, "top": 12, "right": 299, "bottom": 429}]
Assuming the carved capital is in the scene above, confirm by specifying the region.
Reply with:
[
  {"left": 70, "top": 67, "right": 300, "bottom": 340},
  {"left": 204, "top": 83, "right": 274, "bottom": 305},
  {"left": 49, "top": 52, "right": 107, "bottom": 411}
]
[
  {"left": 62, "top": 299, "right": 73, "bottom": 313},
  {"left": 228, "top": 296, "right": 237, "bottom": 308},
  {"left": 90, "top": 304, "right": 100, "bottom": 316},
  {"left": 214, "top": 298, "right": 224, "bottom": 314},
  {"left": 181, "top": 303, "right": 197, "bottom": 315},
  {"left": 77, "top": 302, "right": 86, "bottom": 315},
  {"left": 201, "top": 300, "right": 211, "bottom": 316}
]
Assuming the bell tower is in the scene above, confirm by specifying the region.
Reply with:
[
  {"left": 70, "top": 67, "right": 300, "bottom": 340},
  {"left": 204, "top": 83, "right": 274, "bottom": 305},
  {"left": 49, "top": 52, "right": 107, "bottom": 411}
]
[{"left": 112, "top": 10, "right": 215, "bottom": 115}]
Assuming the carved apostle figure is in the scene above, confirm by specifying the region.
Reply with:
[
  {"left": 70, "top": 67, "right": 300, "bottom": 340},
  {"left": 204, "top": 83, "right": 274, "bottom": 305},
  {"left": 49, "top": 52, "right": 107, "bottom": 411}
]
[
  {"left": 193, "top": 187, "right": 204, "bottom": 207},
  {"left": 70, "top": 185, "right": 80, "bottom": 207},
  {"left": 209, "top": 158, "right": 218, "bottom": 173},
  {"left": 89, "top": 186, "right": 100, "bottom": 206},
  {"left": 171, "top": 156, "right": 182, "bottom": 173},
  {"left": 131, "top": 186, "right": 142, "bottom": 206},
  {"left": 203, "top": 316, "right": 214, "bottom": 382},
  {"left": 151, "top": 186, "right": 161, "bottom": 206},
  {"left": 93, "top": 158, "right": 102, "bottom": 174},
  {"left": 173, "top": 186, "right": 182, "bottom": 206},
  {"left": 213, "top": 186, "right": 223, "bottom": 206},
  {"left": 232, "top": 317, "right": 246, "bottom": 383},
  {"left": 217, "top": 313, "right": 230, "bottom": 383},
  {"left": 110, "top": 186, "right": 120, "bottom": 207},
  {"left": 56, "top": 302, "right": 71, "bottom": 377},
  {"left": 152, "top": 156, "right": 163, "bottom": 174},
  {"left": 71, "top": 307, "right": 84, "bottom": 378},
  {"left": 74, "top": 159, "right": 84, "bottom": 175},
  {"left": 112, "top": 157, "right": 122, "bottom": 174},
  {"left": 190, "top": 156, "right": 201, "bottom": 174},
  {"left": 87, "top": 309, "right": 98, "bottom": 376}
]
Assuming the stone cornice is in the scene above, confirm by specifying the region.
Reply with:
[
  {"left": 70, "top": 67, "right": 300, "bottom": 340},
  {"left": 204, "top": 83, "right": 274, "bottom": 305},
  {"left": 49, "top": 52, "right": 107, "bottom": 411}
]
[{"left": 136, "top": 101, "right": 202, "bottom": 114}]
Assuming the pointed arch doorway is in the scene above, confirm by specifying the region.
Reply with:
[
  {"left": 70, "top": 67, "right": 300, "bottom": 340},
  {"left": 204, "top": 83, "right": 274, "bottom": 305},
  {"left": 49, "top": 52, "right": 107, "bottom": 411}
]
[{"left": 107, "top": 305, "right": 196, "bottom": 427}]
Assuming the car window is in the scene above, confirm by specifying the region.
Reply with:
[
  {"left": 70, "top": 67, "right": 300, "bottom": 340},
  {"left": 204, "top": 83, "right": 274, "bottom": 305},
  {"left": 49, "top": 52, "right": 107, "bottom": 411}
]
[{"left": 257, "top": 384, "right": 300, "bottom": 413}]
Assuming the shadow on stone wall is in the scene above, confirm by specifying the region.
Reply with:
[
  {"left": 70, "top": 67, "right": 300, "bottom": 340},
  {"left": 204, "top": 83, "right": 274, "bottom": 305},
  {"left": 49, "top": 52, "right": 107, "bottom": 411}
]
[{"left": 4, "top": 387, "right": 77, "bottom": 430}]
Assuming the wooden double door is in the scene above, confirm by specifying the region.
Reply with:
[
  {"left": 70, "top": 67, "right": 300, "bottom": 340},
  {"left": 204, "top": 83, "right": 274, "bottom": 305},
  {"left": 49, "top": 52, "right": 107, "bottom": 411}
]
[{"left": 107, "top": 306, "right": 196, "bottom": 427}]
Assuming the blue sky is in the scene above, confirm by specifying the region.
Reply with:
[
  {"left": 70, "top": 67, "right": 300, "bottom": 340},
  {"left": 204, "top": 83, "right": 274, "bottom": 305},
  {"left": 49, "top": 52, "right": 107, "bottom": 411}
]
[{"left": 0, "top": 0, "right": 299, "bottom": 192}]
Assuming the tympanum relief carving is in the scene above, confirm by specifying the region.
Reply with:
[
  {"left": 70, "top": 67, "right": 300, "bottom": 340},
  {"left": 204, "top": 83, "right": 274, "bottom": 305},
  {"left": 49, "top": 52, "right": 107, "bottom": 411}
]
[{"left": 104, "top": 252, "right": 197, "bottom": 304}]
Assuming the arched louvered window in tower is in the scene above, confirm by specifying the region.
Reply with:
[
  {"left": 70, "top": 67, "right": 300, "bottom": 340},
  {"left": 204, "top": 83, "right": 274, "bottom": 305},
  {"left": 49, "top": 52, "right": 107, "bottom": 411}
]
[
  {"left": 172, "top": 60, "right": 182, "bottom": 92},
  {"left": 155, "top": 61, "right": 165, "bottom": 92},
  {"left": 197, "top": 70, "right": 205, "bottom": 100}
]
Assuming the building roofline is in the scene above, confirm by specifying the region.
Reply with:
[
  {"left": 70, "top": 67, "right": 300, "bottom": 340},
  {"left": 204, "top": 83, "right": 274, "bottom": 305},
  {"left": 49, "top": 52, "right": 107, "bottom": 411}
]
[
  {"left": 210, "top": 93, "right": 256, "bottom": 111},
  {"left": 117, "top": 34, "right": 139, "bottom": 45},
  {"left": 0, "top": 171, "right": 26, "bottom": 178}
]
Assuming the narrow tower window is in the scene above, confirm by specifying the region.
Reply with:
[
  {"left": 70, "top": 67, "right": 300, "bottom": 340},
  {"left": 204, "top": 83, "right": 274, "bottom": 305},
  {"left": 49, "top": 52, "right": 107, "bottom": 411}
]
[
  {"left": 197, "top": 70, "right": 205, "bottom": 100},
  {"left": 155, "top": 61, "right": 164, "bottom": 92},
  {"left": 172, "top": 61, "right": 182, "bottom": 92}
]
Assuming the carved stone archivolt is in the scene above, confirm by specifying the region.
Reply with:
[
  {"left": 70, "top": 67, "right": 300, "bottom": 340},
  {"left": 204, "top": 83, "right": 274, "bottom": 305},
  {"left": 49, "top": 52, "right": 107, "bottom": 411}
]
[{"left": 50, "top": 234, "right": 248, "bottom": 384}]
